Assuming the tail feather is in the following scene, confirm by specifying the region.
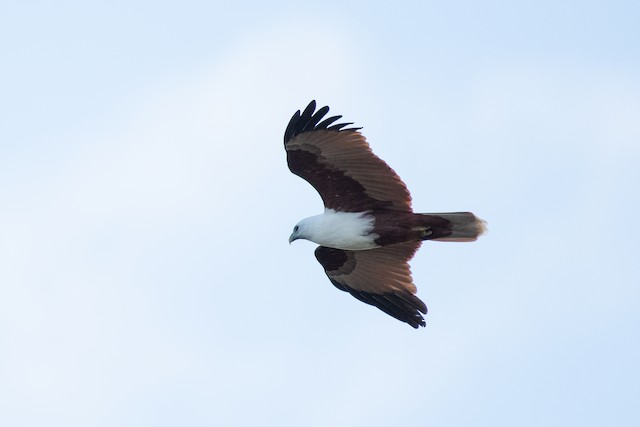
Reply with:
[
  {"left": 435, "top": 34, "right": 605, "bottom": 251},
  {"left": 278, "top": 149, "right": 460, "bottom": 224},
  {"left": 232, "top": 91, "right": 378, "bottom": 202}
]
[{"left": 418, "top": 212, "right": 486, "bottom": 242}]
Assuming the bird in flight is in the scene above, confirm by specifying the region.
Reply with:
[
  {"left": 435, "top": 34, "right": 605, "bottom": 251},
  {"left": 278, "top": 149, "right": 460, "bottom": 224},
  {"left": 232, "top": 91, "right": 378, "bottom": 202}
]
[{"left": 285, "top": 101, "right": 485, "bottom": 328}]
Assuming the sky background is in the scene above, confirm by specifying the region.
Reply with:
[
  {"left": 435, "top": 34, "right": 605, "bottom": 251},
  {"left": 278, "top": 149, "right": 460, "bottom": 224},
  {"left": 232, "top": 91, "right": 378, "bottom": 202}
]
[{"left": 1, "top": 1, "right": 639, "bottom": 426}]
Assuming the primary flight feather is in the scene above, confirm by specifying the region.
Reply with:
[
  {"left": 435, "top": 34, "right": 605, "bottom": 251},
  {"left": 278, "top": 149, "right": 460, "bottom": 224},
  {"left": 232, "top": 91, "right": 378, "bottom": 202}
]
[{"left": 285, "top": 100, "right": 485, "bottom": 328}]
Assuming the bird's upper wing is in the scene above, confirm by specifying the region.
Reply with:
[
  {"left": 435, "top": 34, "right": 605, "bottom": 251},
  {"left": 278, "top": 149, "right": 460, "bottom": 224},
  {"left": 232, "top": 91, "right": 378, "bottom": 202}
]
[
  {"left": 314, "top": 242, "right": 427, "bottom": 328},
  {"left": 284, "top": 100, "right": 412, "bottom": 212}
]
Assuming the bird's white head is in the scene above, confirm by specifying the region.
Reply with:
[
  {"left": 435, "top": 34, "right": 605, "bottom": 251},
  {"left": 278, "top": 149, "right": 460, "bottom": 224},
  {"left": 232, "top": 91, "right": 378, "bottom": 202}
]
[{"left": 288, "top": 218, "right": 315, "bottom": 244}]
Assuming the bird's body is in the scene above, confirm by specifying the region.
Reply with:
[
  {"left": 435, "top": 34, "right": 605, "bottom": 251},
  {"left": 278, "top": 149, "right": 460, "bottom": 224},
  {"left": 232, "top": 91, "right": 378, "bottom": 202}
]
[{"left": 285, "top": 101, "right": 485, "bottom": 328}]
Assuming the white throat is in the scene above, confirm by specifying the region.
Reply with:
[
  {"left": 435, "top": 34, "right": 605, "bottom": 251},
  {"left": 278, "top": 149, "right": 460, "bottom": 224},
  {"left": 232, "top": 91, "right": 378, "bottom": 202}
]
[{"left": 297, "top": 209, "right": 379, "bottom": 250}]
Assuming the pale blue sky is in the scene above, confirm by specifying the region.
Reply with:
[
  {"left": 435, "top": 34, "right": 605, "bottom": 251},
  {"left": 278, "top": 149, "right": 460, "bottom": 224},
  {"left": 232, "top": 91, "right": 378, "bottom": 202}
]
[{"left": 1, "top": 1, "right": 639, "bottom": 426}]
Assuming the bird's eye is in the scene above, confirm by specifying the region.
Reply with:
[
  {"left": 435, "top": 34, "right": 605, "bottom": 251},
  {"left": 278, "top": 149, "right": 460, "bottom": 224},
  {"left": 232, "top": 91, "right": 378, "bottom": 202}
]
[{"left": 294, "top": 225, "right": 299, "bottom": 232}]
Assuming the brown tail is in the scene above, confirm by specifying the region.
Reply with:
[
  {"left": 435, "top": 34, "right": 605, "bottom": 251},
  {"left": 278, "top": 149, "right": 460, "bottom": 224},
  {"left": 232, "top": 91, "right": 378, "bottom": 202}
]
[{"left": 417, "top": 212, "right": 487, "bottom": 242}]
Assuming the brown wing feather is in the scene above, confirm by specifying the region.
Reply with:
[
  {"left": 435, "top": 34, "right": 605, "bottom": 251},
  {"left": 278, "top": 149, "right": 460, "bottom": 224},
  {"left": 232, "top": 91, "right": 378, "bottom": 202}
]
[
  {"left": 285, "top": 101, "right": 412, "bottom": 212},
  {"left": 314, "top": 242, "right": 426, "bottom": 328}
]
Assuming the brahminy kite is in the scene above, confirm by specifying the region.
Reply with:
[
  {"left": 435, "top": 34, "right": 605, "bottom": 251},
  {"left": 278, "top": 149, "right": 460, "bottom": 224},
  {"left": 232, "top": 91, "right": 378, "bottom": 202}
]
[{"left": 285, "top": 101, "right": 485, "bottom": 328}]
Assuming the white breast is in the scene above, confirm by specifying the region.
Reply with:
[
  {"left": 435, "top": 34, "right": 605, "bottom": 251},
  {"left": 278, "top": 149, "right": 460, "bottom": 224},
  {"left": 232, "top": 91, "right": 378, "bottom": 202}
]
[{"left": 302, "top": 209, "right": 380, "bottom": 250}]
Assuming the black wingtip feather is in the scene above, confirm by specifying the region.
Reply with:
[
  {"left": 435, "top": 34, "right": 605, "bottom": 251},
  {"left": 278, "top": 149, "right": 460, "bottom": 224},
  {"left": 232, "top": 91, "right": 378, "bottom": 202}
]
[
  {"left": 284, "top": 100, "right": 360, "bottom": 144},
  {"left": 316, "top": 115, "right": 342, "bottom": 129},
  {"left": 303, "top": 105, "right": 330, "bottom": 131},
  {"left": 328, "top": 278, "right": 426, "bottom": 329},
  {"left": 284, "top": 110, "right": 301, "bottom": 143},
  {"left": 299, "top": 100, "right": 316, "bottom": 124}
]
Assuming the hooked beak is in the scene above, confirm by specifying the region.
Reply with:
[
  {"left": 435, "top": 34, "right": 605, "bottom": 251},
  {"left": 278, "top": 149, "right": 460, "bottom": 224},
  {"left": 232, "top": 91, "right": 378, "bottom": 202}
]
[{"left": 289, "top": 233, "right": 298, "bottom": 244}]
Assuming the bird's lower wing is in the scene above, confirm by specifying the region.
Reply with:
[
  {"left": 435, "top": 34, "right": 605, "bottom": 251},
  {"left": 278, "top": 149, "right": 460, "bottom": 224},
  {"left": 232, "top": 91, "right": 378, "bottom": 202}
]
[{"left": 314, "top": 242, "right": 427, "bottom": 328}]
